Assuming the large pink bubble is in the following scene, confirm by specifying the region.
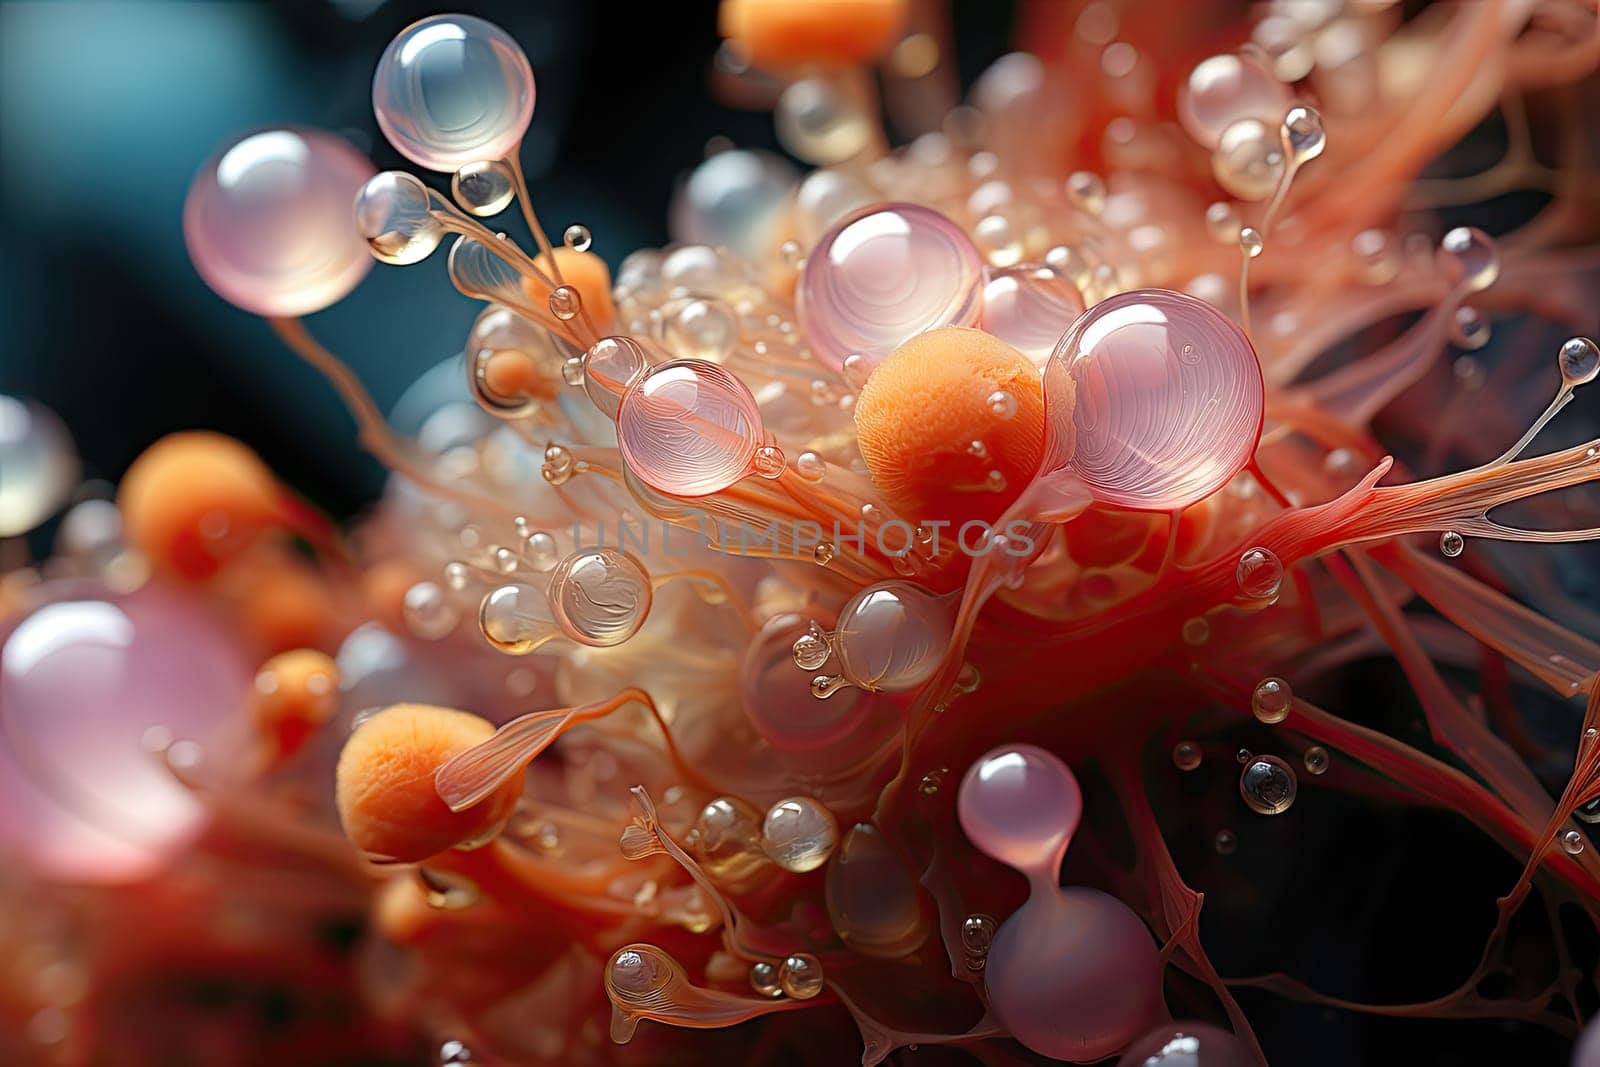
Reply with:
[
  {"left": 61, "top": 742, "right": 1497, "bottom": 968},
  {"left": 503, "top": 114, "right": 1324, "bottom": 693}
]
[
  {"left": 0, "top": 582, "right": 250, "bottom": 882},
  {"left": 958, "top": 743, "right": 1082, "bottom": 878},
  {"left": 184, "top": 128, "right": 375, "bottom": 317},
  {"left": 797, "top": 203, "right": 984, "bottom": 371}
]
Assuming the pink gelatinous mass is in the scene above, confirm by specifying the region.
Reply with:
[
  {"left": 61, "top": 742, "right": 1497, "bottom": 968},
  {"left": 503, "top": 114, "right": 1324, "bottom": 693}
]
[
  {"left": 0, "top": 583, "right": 250, "bottom": 882},
  {"left": 797, "top": 203, "right": 984, "bottom": 370},
  {"left": 184, "top": 128, "right": 375, "bottom": 317},
  {"left": 617, "top": 359, "right": 764, "bottom": 497},
  {"left": 1045, "top": 289, "right": 1264, "bottom": 511},
  {"left": 957, "top": 743, "right": 1082, "bottom": 877}
]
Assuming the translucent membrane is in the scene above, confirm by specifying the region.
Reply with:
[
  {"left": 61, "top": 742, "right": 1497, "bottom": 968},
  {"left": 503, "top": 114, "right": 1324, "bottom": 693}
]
[
  {"left": 616, "top": 359, "right": 765, "bottom": 497},
  {"left": 1042, "top": 288, "right": 1265, "bottom": 511},
  {"left": 372, "top": 14, "right": 535, "bottom": 173},
  {"left": 0, "top": 585, "right": 248, "bottom": 881},
  {"left": 797, "top": 203, "right": 984, "bottom": 370},
  {"left": 184, "top": 128, "right": 375, "bottom": 316}
]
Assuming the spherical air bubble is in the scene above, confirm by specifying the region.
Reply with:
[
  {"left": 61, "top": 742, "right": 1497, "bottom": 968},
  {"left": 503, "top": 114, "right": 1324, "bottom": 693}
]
[
  {"left": 659, "top": 298, "right": 740, "bottom": 363},
  {"left": 797, "top": 203, "right": 984, "bottom": 370},
  {"left": 1559, "top": 337, "right": 1599, "bottom": 387},
  {"left": 776, "top": 77, "right": 871, "bottom": 165},
  {"left": 825, "top": 822, "right": 929, "bottom": 958},
  {"left": 833, "top": 580, "right": 950, "bottom": 693},
  {"left": 1115, "top": 1021, "right": 1254, "bottom": 1066},
  {"left": 1178, "top": 53, "right": 1290, "bottom": 150},
  {"left": 1239, "top": 754, "right": 1297, "bottom": 814},
  {"left": 403, "top": 580, "right": 459, "bottom": 640},
  {"left": 547, "top": 548, "right": 652, "bottom": 647},
  {"left": 688, "top": 796, "right": 766, "bottom": 882},
  {"left": 1045, "top": 289, "right": 1264, "bottom": 511},
  {"left": 372, "top": 14, "right": 535, "bottom": 173},
  {"left": 957, "top": 743, "right": 1082, "bottom": 875},
  {"left": 1211, "top": 118, "right": 1284, "bottom": 202},
  {"left": 583, "top": 336, "right": 650, "bottom": 419},
  {"left": 616, "top": 359, "right": 764, "bottom": 497},
  {"left": 761, "top": 796, "right": 838, "bottom": 872},
  {"left": 1437, "top": 226, "right": 1499, "bottom": 293},
  {"left": 0, "top": 397, "right": 79, "bottom": 537},
  {"left": 0, "top": 583, "right": 249, "bottom": 882},
  {"left": 478, "top": 581, "right": 556, "bottom": 655},
  {"left": 184, "top": 128, "right": 375, "bottom": 316},
  {"left": 1235, "top": 546, "right": 1283, "bottom": 600},
  {"left": 1251, "top": 677, "right": 1292, "bottom": 723},
  {"left": 670, "top": 149, "right": 798, "bottom": 262},
  {"left": 452, "top": 159, "right": 516, "bottom": 216},
  {"left": 777, "top": 953, "right": 824, "bottom": 999},
  {"left": 355, "top": 171, "right": 444, "bottom": 265},
  {"left": 980, "top": 264, "right": 1086, "bottom": 368}
]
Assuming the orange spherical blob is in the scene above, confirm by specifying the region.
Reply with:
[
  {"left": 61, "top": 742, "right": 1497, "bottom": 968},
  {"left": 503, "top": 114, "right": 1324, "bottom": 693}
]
[
  {"left": 226, "top": 551, "right": 341, "bottom": 653},
  {"left": 118, "top": 432, "right": 290, "bottom": 581},
  {"left": 523, "top": 247, "right": 616, "bottom": 334},
  {"left": 336, "top": 704, "right": 520, "bottom": 863},
  {"left": 855, "top": 327, "right": 1045, "bottom": 526},
  {"left": 252, "top": 649, "right": 340, "bottom": 759},
  {"left": 719, "top": 0, "right": 907, "bottom": 69}
]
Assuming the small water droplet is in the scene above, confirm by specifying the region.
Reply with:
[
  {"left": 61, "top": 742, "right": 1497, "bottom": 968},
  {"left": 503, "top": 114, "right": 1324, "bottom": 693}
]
[
  {"left": 1437, "top": 226, "right": 1499, "bottom": 293},
  {"left": 918, "top": 766, "right": 949, "bottom": 797},
  {"left": 1439, "top": 530, "right": 1465, "bottom": 558},
  {"left": 1236, "top": 546, "right": 1284, "bottom": 600},
  {"left": 1251, "top": 677, "right": 1292, "bottom": 724},
  {"left": 792, "top": 622, "right": 832, "bottom": 671},
  {"left": 753, "top": 445, "right": 785, "bottom": 478},
  {"left": 549, "top": 285, "right": 582, "bottom": 321},
  {"left": 987, "top": 390, "right": 1018, "bottom": 419},
  {"left": 1303, "top": 746, "right": 1330, "bottom": 775},
  {"left": 1182, "top": 617, "right": 1211, "bottom": 646},
  {"left": 813, "top": 542, "right": 836, "bottom": 566},
  {"left": 795, "top": 451, "right": 826, "bottom": 480},
  {"left": 1238, "top": 226, "right": 1264, "bottom": 259},
  {"left": 1239, "top": 755, "right": 1298, "bottom": 814},
  {"left": 439, "top": 1038, "right": 474, "bottom": 1065},
  {"left": 750, "top": 961, "right": 783, "bottom": 998},
  {"left": 1558, "top": 337, "right": 1600, "bottom": 387},
  {"left": 1172, "top": 741, "right": 1202, "bottom": 771},
  {"left": 778, "top": 953, "right": 824, "bottom": 999},
  {"left": 1562, "top": 829, "right": 1586, "bottom": 855},
  {"left": 1282, "top": 105, "right": 1325, "bottom": 162},
  {"left": 563, "top": 223, "right": 593, "bottom": 253},
  {"left": 1214, "top": 829, "right": 1238, "bottom": 855}
]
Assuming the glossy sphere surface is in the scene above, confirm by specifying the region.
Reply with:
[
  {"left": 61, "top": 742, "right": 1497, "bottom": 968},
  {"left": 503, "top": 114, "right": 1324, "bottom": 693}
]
[
  {"left": 1177, "top": 53, "right": 1290, "bottom": 150},
  {"left": 980, "top": 264, "right": 1086, "bottom": 368},
  {"left": 372, "top": 14, "right": 535, "bottom": 172},
  {"left": 184, "top": 128, "right": 375, "bottom": 316},
  {"left": 617, "top": 359, "right": 764, "bottom": 497},
  {"left": 1046, "top": 289, "right": 1263, "bottom": 511},
  {"left": 825, "top": 822, "right": 929, "bottom": 958},
  {"left": 987, "top": 887, "right": 1163, "bottom": 1062},
  {"left": 798, "top": 203, "right": 984, "bottom": 370},
  {"left": 0, "top": 584, "right": 248, "bottom": 881},
  {"left": 548, "top": 548, "right": 652, "bottom": 646},
  {"left": 1116, "top": 1021, "right": 1254, "bottom": 1066},
  {"left": 0, "top": 397, "right": 78, "bottom": 537},
  {"left": 671, "top": 149, "right": 798, "bottom": 262},
  {"left": 834, "top": 581, "right": 950, "bottom": 692},
  {"left": 958, "top": 743, "right": 1082, "bottom": 876}
]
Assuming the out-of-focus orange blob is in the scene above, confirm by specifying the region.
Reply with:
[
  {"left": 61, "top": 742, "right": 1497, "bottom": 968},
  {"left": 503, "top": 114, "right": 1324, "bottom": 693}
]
[
  {"left": 336, "top": 704, "right": 520, "bottom": 863},
  {"left": 855, "top": 327, "right": 1045, "bottom": 526},
  {"left": 227, "top": 551, "right": 342, "bottom": 653},
  {"left": 523, "top": 247, "right": 616, "bottom": 334},
  {"left": 118, "top": 432, "right": 295, "bottom": 581},
  {"left": 252, "top": 649, "right": 340, "bottom": 760},
  {"left": 719, "top": 0, "right": 908, "bottom": 69},
  {"left": 362, "top": 557, "right": 424, "bottom": 634}
]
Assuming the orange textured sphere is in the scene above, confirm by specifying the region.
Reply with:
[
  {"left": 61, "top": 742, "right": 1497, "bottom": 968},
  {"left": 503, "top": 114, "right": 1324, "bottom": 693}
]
[
  {"left": 855, "top": 327, "right": 1045, "bottom": 526},
  {"left": 335, "top": 705, "right": 521, "bottom": 863},
  {"left": 523, "top": 247, "right": 616, "bottom": 334},
  {"left": 719, "top": 0, "right": 908, "bottom": 69},
  {"left": 118, "top": 432, "right": 288, "bottom": 581}
]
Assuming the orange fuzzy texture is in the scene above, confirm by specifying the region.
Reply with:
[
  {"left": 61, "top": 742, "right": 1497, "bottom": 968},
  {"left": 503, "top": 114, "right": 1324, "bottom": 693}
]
[
  {"left": 855, "top": 327, "right": 1045, "bottom": 526},
  {"left": 522, "top": 247, "right": 615, "bottom": 334},
  {"left": 719, "top": 0, "right": 907, "bottom": 69},
  {"left": 118, "top": 432, "right": 288, "bottom": 581},
  {"left": 336, "top": 705, "right": 521, "bottom": 863},
  {"left": 252, "top": 649, "right": 340, "bottom": 759}
]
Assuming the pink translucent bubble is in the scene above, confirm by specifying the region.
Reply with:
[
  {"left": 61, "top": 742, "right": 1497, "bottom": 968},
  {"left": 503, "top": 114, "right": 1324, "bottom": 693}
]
[
  {"left": 1044, "top": 288, "right": 1264, "bottom": 511},
  {"left": 1116, "top": 1021, "right": 1254, "bottom": 1066},
  {"left": 184, "top": 128, "right": 375, "bottom": 317},
  {"left": 957, "top": 743, "right": 1082, "bottom": 878},
  {"left": 797, "top": 203, "right": 984, "bottom": 370},
  {"left": 980, "top": 264, "right": 1086, "bottom": 368},
  {"left": 987, "top": 886, "right": 1164, "bottom": 1062},
  {"left": 0, "top": 582, "right": 250, "bottom": 882},
  {"left": 1177, "top": 53, "right": 1291, "bottom": 150},
  {"left": 617, "top": 358, "right": 764, "bottom": 497},
  {"left": 372, "top": 14, "right": 535, "bottom": 173}
]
